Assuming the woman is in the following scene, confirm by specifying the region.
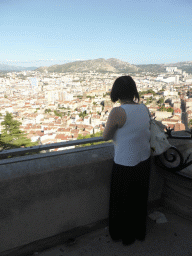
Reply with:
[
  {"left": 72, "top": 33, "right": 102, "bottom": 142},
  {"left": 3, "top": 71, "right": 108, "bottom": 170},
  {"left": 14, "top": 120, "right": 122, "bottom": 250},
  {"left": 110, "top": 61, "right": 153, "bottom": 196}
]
[{"left": 103, "top": 76, "right": 151, "bottom": 246}]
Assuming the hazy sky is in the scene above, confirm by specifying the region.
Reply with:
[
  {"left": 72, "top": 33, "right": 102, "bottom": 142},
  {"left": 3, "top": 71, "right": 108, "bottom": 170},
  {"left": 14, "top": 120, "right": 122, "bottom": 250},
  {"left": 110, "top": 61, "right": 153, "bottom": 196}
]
[{"left": 0, "top": 0, "right": 192, "bottom": 66}]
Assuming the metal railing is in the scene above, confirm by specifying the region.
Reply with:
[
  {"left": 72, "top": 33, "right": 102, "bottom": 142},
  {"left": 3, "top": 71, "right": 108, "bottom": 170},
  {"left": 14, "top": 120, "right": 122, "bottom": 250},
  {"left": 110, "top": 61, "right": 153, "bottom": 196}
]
[
  {"left": 0, "top": 137, "right": 104, "bottom": 159},
  {"left": 155, "top": 128, "right": 192, "bottom": 177},
  {"left": 165, "top": 127, "right": 192, "bottom": 139},
  {"left": 0, "top": 129, "right": 192, "bottom": 178}
]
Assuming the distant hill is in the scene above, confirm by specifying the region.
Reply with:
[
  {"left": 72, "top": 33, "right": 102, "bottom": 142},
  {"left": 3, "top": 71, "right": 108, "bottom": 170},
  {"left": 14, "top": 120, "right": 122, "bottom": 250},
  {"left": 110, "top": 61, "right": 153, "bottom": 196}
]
[
  {"left": 136, "top": 61, "right": 192, "bottom": 74},
  {"left": 36, "top": 59, "right": 192, "bottom": 74},
  {"left": 36, "top": 58, "right": 139, "bottom": 73},
  {"left": 0, "top": 64, "right": 37, "bottom": 72},
  {"left": 2, "top": 59, "right": 191, "bottom": 74},
  {"left": 166, "top": 61, "right": 192, "bottom": 74},
  {"left": 136, "top": 64, "right": 166, "bottom": 73}
]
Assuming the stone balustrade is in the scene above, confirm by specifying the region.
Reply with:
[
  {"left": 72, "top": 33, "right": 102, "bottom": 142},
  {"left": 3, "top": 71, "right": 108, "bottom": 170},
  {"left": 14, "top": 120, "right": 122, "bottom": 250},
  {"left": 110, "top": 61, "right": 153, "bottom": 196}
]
[{"left": 0, "top": 135, "right": 191, "bottom": 255}]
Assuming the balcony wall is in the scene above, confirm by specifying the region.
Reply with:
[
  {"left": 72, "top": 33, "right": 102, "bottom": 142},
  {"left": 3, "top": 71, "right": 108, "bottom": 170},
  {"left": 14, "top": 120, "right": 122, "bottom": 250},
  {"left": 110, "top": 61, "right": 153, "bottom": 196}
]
[
  {"left": 160, "top": 137, "right": 192, "bottom": 221},
  {"left": 0, "top": 142, "right": 164, "bottom": 254}
]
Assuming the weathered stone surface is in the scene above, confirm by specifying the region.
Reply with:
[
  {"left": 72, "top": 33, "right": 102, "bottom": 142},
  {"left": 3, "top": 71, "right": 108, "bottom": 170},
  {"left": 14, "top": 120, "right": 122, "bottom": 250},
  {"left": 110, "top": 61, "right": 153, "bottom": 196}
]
[{"left": 0, "top": 143, "right": 164, "bottom": 253}]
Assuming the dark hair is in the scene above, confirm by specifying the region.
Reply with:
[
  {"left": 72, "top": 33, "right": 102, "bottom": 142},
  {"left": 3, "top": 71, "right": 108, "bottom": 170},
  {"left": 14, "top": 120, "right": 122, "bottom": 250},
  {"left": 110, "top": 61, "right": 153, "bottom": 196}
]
[{"left": 110, "top": 76, "right": 140, "bottom": 103}]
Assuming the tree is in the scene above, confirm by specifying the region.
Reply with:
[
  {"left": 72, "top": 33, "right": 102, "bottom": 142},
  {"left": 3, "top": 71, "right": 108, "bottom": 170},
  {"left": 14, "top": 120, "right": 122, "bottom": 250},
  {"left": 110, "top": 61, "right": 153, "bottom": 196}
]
[
  {"left": 103, "top": 92, "right": 110, "bottom": 97},
  {"left": 167, "top": 107, "right": 173, "bottom": 113},
  {"left": 54, "top": 110, "right": 62, "bottom": 118},
  {"left": 86, "top": 95, "right": 95, "bottom": 99},
  {"left": 146, "top": 98, "right": 151, "bottom": 105},
  {"left": 45, "top": 108, "right": 52, "bottom": 114},
  {"left": 146, "top": 89, "right": 157, "bottom": 96},
  {"left": 76, "top": 131, "right": 106, "bottom": 147},
  {"left": 158, "top": 97, "right": 164, "bottom": 105},
  {"left": 79, "top": 111, "right": 87, "bottom": 119},
  {"left": 139, "top": 89, "right": 157, "bottom": 98},
  {"left": 189, "top": 119, "right": 192, "bottom": 126},
  {"left": 0, "top": 112, "right": 37, "bottom": 150},
  {"left": 159, "top": 106, "right": 166, "bottom": 111}
]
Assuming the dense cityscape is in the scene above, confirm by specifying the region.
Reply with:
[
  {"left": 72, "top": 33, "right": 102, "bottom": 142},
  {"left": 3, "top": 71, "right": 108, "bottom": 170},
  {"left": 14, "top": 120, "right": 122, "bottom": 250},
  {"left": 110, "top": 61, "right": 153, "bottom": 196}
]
[{"left": 0, "top": 60, "right": 192, "bottom": 151}]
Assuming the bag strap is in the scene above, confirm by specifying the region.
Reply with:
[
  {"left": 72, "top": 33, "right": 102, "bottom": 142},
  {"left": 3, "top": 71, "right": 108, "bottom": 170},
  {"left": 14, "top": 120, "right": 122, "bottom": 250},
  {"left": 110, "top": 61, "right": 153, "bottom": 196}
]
[{"left": 142, "top": 104, "right": 167, "bottom": 132}]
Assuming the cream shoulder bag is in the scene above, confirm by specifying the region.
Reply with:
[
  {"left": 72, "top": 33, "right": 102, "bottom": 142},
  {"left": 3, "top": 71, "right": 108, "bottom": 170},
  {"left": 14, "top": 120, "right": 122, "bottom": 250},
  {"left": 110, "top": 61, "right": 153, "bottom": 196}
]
[{"left": 144, "top": 105, "right": 171, "bottom": 156}]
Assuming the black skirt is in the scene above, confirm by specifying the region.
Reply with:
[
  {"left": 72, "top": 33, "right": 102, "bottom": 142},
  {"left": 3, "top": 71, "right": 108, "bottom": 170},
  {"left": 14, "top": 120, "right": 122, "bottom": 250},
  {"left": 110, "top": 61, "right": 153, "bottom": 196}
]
[{"left": 109, "top": 157, "right": 151, "bottom": 243}]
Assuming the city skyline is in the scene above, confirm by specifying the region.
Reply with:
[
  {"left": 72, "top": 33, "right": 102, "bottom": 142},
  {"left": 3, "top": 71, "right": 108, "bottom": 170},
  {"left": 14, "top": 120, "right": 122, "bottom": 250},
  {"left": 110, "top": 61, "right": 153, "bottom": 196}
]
[{"left": 0, "top": 0, "right": 192, "bottom": 67}]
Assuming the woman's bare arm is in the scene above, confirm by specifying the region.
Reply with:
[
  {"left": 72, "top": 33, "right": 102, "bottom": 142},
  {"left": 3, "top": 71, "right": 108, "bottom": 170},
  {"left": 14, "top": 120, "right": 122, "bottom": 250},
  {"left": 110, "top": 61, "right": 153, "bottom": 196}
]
[{"left": 103, "top": 107, "right": 126, "bottom": 141}]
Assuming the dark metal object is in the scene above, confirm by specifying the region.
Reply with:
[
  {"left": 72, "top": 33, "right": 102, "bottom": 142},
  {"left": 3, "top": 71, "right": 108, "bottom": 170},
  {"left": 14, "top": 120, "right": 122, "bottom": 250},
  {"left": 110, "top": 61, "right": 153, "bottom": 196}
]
[
  {"left": 155, "top": 128, "right": 192, "bottom": 173},
  {"left": 166, "top": 127, "right": 192, "bottom": 139}
]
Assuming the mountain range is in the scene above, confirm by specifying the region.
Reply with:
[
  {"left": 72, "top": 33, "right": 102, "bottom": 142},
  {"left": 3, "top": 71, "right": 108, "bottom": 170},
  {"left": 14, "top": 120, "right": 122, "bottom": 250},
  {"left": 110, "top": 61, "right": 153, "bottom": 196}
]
[
  {"left": 36, "top": 58, "right": 139, "bottom": 73},
  {"left": 0, "top": 58, "right": 192, "bottom": 74},
  {"left": 0, "top": 64, "right": 37, "bottom": 72}
]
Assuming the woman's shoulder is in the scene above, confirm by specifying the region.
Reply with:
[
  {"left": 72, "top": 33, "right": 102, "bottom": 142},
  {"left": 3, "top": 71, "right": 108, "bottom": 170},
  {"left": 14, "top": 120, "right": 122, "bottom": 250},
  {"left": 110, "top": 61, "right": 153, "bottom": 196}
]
[
  {"left": 111, "top": 106, "right": 126, "bottom": 115},
  {"left": 120, "top": 103, "right": 143, "bottom": 109},
  {"left": 112, "top": 103, "right": 143, "bottom": 113},
  {"left": 109, "top": 106, "right": 126, "bottom": 120}
]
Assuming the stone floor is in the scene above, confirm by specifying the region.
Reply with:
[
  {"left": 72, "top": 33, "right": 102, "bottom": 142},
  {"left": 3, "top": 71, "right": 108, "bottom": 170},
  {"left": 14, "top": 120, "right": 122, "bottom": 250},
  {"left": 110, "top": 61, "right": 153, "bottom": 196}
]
[{"left": 33, "top": 207, "right": 192, "bottom": 256}]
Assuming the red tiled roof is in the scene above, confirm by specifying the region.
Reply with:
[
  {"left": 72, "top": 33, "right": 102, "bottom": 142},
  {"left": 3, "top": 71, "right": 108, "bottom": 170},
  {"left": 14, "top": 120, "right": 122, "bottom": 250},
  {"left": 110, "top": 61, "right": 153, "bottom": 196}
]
[
  {"left": 72, "top": 134, "right": 79, "bottom": 139},
  {"left": 71, "top": 129, "right": 79, "bottom": 133},
  {"left": 57, "top": 128, "right": 66, "bottom": 132},
  {"left": 69, "top": 124, "right": 77, "bottom": 128},
  {"left": 166, "top": 124, "right": 175, "bottom": 129},
  {"left": 174, "top": 108, "right": 181, "bottom": 113},
  {"left": 31, "top": 131, "right": 44, "bottom": 136},
  {"left": 55, "top": 134, "right": 68, "bottom": 140},
  {"left": 174, "top": 123, "right": 185, "bottom": 131}
]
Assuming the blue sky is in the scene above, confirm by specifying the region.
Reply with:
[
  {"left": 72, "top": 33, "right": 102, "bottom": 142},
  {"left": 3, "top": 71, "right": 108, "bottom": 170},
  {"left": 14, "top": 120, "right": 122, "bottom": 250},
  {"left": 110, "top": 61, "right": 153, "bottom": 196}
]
[{"left": 0, "top": 0, "right": 192, "bottom": 66}]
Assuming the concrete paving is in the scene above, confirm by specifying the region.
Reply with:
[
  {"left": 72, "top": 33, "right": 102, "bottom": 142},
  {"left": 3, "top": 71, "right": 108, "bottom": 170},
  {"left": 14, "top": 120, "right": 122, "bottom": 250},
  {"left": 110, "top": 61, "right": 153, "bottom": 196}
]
[{"left": 33, "top": 208, "right": 192, "bottom": 256}]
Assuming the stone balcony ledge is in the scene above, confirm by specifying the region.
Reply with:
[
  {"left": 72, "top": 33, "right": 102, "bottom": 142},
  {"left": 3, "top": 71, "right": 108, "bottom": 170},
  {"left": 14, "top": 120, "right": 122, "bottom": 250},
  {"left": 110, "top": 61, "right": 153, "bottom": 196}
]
[
  {"left": 27, "top": 209, "right": 192, "bottom": 256},
  {"left": 0, "top": 133, "right": 192, "bottom": 255}
]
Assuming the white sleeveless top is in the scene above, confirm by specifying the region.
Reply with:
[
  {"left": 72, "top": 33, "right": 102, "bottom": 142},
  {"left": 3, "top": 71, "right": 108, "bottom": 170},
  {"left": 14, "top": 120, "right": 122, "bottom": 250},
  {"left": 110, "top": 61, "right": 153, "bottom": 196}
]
[{"left": 113, "top": 103, "right": 150, "bottom": 166}]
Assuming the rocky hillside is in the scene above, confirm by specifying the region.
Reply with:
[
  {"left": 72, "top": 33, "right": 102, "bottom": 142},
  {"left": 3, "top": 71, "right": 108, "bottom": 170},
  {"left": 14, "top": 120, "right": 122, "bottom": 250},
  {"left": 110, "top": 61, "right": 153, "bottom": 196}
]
[
  {"left": 36, "top": 58, "right": 139, "bottom": 73},
  {"left": 136, "top": 61, "right": 192, "bottom": 74}
]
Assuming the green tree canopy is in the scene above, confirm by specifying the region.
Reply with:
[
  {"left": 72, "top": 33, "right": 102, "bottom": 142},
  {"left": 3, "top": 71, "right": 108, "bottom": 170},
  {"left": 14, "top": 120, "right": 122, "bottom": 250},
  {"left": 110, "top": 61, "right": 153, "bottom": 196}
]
[
  {"left": 0, "top": 112, "right": 37, "bottom": 150},
  {"left": 167, "top": 107, "right": 174, "bottom": 113},
  {"left": 79, "top": 111, "right": 88, "bottom": 119},
  {"left": 158, "top": 106, "right": 173, "bottom": 113},
  {"left": 159, "top": 106, "right": 166, "bottom": 111},
  {"left": 45, "top": 108, "right": 52, "bottom": 114},
  {"left": 158, "top": 97, "right": 164, "bottom": 105},
  {"left": 54, "top": 110, "right": 62, "bottom": 118},
  {"left": 76, "top": 131, "right": 106, "bottom": 147},
  {"left": 139, "top": 89, "right": 157, "bottom": 98}
]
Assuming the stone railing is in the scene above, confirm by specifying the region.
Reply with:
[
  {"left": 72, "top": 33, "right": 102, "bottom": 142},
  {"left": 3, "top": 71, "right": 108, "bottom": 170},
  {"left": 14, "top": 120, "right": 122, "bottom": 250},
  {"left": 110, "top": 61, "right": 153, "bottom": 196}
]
[
  {"left": 0, "top": 135, "right": 191, "bottom": 255},
  {"left": 159, "top": 135, "right": 192, "bottom": 222},
  {"left": 0, "top": 137, "right": 104, "bottom": 158}
]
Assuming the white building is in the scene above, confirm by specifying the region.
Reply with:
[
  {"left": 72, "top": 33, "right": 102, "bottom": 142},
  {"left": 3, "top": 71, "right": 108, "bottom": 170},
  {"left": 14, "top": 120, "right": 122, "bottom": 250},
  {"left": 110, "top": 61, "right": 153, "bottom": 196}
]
[
  {"left": 156, "top": 76, "right": 177, "bottom": 84},
  {"left": 36, "top": 114, "right": 44, "bottom": 124},
  {"left": 155, "top": 111, "right": 173, "bottom": 121},
  {"left": 45, "top": 90, "right": 58, "bottom": 103},
  {"left": 175, "top": 75, "right": 180, "bottom": 84},
  {"left": 84, "top": 116, "right": 91, "bottom": 125},
  {"left": 166, "top": 67, "right": 177, "bottom": 72}
]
